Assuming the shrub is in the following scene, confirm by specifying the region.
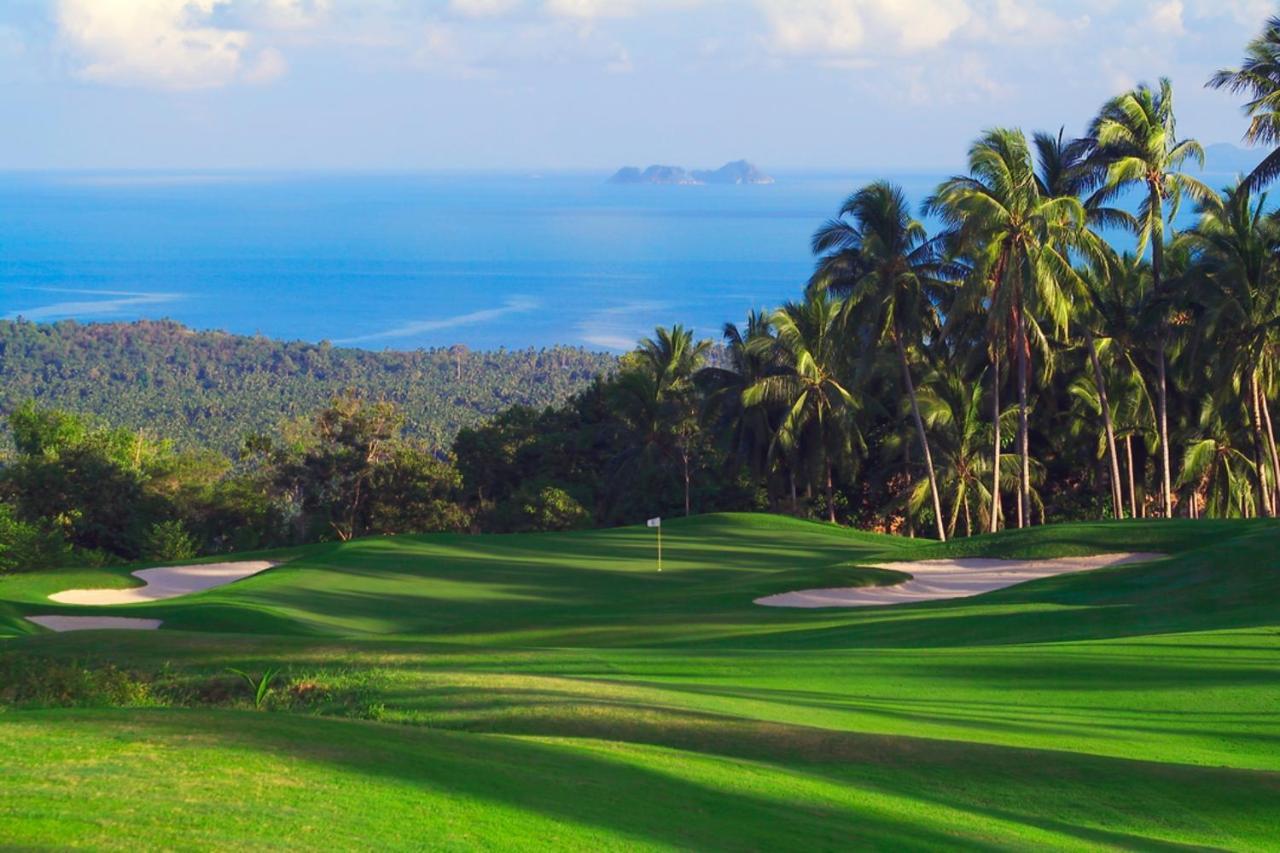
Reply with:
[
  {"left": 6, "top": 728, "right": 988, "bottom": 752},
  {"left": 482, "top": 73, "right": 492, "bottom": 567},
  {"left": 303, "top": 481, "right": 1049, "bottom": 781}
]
[{"left": 142, "top": 520, "right": 198, "bottom": 562}]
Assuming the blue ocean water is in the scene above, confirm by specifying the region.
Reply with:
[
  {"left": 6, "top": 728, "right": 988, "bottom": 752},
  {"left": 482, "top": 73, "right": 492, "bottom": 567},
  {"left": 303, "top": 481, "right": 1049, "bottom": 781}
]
[{"left": 0, "top": 170, "right": 950, "bottom": 351}]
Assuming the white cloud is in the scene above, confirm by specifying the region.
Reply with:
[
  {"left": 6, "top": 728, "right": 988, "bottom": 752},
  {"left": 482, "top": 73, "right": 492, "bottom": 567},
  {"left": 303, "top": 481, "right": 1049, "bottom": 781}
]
[
  {"left": 55, "top": 0, "right": 311, "bottom": 90},
  {"left": 758, "top": 0, "right": 972, "bottom": 56},
  {"left": 544, "top": 0, "right": 639, "bottom": 19},
  {"left": 1150, "top": 0, "right": 1185, "bottom": 36},
  {"left": 450, "top": 0, "right": 525, "bottom": 17}
]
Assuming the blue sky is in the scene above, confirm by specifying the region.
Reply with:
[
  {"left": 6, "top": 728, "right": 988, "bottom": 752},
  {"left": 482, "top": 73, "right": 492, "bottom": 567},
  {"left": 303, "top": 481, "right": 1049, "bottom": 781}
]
[{"left": 1, "top": 0, "right": 1275, "bottom": 170}]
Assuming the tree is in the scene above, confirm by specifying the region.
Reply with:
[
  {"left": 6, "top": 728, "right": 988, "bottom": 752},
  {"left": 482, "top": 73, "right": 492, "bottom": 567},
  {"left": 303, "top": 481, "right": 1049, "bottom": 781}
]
[
  {"left": 1087, "top": 78, "right": 1213, "bottom": 516},
  {"left": 615, "top": 326, "right": 712, "bottom": 517},
  {"left": 745, "top": 292, "right": 864, "bottom": 524},
  {"left": 1181, "top": 184, "right": 1280, "bottom": 515},
  {"left": 1209, "top": 15, "right": 1280, "bottom": 192},
  {"left": 810, "top": 180, "right": 954, "bottom": 540},
  {"left": 929, "top": 128, "right": 1090, "bottom": 528}
]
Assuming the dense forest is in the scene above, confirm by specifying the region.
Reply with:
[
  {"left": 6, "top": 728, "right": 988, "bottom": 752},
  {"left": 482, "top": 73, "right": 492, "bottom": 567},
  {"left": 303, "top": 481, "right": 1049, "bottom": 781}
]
[
  {"left": 6, "top": 13, "right": 1280, "bottom": 571},
  {"left": 0, "top": 319, "right": 615, "bottom": 454}
]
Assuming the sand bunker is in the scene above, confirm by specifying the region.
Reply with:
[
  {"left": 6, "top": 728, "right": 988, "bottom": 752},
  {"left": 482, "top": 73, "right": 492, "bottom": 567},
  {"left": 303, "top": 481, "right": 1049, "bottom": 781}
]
[
  {"left": 756, "top": 553, "right": 1163, "bottom": 608},
  {"left": 46, "top": 560, "right": 279, "bottom": 606},
  {"left": 26, "top": 615, "right": 163, "bottom": 632}
]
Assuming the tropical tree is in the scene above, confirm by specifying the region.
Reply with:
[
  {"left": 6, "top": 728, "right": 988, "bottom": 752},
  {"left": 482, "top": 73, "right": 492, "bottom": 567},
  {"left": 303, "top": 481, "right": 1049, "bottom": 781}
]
[
  {"left": 1086, "top": 78, "right": 1213, "bottom": 516},
  {"left": 1181, "top": 184, "right": 1280, "bottom": 515},
  {"left": 745, "top": 292, "right": 864, "bottom": 523},
  {"left": 1209, "top": 15, "right": 1280, "bottom": 191},
  {"left": 810, "top": 180, "right": 955, "bottom": 540},
  {"left": 928, "top": 128, "right": 1091, "bottom": 529},
  {"left": 615, "top": 325, "right": 712, "bottom": 517}
]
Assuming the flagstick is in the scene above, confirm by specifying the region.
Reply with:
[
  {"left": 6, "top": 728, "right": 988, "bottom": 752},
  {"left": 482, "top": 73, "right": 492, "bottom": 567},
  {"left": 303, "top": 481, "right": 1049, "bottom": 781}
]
[{"left": 657, "top": 524, "right": 662, "bottom": 572}]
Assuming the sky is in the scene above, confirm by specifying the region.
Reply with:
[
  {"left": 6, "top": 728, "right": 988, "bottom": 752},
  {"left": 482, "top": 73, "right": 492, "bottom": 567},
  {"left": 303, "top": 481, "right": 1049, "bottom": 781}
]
[{"left": 1, "top": 0, "right": 1276, "bottom": 171}]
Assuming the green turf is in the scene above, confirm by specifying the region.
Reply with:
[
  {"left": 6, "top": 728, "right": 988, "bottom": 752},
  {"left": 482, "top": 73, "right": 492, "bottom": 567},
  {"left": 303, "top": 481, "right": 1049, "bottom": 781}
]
[{"left": 2, "top": 513, "right": 1279, "bottom": 849}]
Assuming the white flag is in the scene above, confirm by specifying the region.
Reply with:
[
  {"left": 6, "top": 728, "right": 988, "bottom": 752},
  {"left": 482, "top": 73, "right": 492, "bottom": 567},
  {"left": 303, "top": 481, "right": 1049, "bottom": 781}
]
[{"left": 646, "top": 517, "right": 661, "bottom": 528}]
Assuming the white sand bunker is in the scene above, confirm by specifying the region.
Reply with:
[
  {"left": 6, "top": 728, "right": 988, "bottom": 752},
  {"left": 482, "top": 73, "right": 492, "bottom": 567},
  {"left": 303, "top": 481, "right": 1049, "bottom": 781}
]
[
  {"left": 26, "top": 616, "right": 163, "bottom": 632},
  {"left": 756, "top": 553, "right": 1163, "bottom": 608},
  {"left": 47, "top": 560, "right": 279, "bottom": 606}
]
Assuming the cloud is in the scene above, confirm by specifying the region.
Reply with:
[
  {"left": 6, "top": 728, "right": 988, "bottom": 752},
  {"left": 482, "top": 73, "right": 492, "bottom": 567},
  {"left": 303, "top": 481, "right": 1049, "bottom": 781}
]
[
  {"left": 1150, "top": 0, "right": 1185, "bottom": 36},
  {"left": 55, "top": 0, "right": 306, "bottom": 90},
  {"left": 4, "top": 288, "right": 183, "bottom": 321},
  {"left": 758, "top": 0, "right": 972, "bottom": 56},
  {"left": 450, "top": 0, "right": 525, "bottom": 16},
  {"left": 334, "top": 297, "right": 539, "bottom": 344},
  {"left": 577, "top": 301, "right": 666, "bottom": 350}
]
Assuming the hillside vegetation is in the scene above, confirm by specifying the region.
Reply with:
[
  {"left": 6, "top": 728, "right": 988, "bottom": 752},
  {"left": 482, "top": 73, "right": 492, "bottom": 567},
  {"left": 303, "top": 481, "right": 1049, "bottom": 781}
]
[{"left": 0, "top": 319, "right": 614, "bottom": 454}]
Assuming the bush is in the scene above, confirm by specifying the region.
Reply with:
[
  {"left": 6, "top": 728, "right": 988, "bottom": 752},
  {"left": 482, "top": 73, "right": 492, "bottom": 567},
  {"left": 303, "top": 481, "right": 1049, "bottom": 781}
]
[
  {"left": 0, "top": 504, "right": 71, "bottom": 573},
  {"left": 0, "top": 655, "right": 152, "bottom": 708},
  {"left": 518, "top": 485, "right": 591, "bottom": 532},
  {"left": 142, "top": 520, "right": 198, "bottom": 562}
]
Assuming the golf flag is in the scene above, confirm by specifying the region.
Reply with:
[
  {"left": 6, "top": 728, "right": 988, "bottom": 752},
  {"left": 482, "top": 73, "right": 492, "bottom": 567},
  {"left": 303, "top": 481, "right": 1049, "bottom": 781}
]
[{"left": 647, "top": 517, "right": 661, "bottom": 528}]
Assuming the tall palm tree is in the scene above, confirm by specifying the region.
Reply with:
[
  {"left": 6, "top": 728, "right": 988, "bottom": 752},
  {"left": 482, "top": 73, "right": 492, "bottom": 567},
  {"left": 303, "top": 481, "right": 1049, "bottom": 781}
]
[
  {"left": 928, "top": 128, "right": 1090, "bottom": 529},
  {"left": 615, "top": 325, "right": 711, "bottom": 516},
  {"left": 1182, "top": 184, "right": 1280, "bottom": 515},
  {"left": 744, "top": 292, "right": 862, "bottom": 524},
  {"left": 1086, "top": 78, "right": 1213, "bottom": 516},
  {"left": 696, "top": 311, "right": 782, "bottom": 500},
  {"left": 1209, "top": 15, "right": 1280, "bottom": 192},
  {"left": 810, "top": 181, "right": 955, "bottom": 540}
]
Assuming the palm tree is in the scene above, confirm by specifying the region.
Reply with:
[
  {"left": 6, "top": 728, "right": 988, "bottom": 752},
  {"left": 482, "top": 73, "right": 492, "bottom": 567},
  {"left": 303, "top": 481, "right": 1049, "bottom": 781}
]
[
  {"left": 1182, "top": 184, "right": 1280, "bottom": 515},
  {"left": 744, "top": 292, "right": 862, "bottom": 524},
  {"left": 928, "top": 128, "right": 1090, "bottom": 529},
  {"left": 696, "top": 311, "right": 783, "bottom": 502},
  {"left": 1209, "top": 15, "right": 1280, "bottom": 192},
  {"left": 615, "top": 325, "right": 711, "bottom": 516},
  {"left": 1086, "top": 78, "right": 1213, "bottom": 516},
  {"left": 810, "top": 181, "right": 954, "bottom": 540}
]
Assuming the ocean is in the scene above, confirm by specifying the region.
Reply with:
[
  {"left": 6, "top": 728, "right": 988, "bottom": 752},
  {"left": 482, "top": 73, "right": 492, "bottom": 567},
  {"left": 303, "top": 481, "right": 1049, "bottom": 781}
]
[{"left": 0, "top": 170, "right": 950, "bottom": 351}]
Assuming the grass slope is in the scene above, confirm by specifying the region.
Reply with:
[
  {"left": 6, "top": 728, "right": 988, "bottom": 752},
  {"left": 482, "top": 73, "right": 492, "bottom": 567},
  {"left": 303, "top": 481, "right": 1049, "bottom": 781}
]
[{"left": 2, "top": 514, "right": 1279, "bottom": 849}]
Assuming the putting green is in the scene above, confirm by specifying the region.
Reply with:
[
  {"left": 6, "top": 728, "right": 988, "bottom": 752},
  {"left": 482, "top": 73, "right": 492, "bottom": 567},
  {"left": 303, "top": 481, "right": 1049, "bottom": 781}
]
[{"left": 2, "top": 514, "right": 1278, "bottom": 849}]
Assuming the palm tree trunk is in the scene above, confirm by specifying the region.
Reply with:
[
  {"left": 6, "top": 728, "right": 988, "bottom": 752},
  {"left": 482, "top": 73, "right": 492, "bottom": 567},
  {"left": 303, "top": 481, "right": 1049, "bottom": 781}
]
[
  {"left": 1260, "top": 378, "right": 1280, "bottom": 512},
  {"left": 990, "top": 349, "right": 1002, "bottom": 533},
  {"left": 1125, "top": 434, "right": 1138, "bottom": 518},
  {"left": 789, "top": 469, "right": 798, "bottom": 514},
  {"left": 962, "top": 493, "right": 972, "bottom": 537},
  {"left": 1085, "top": 327, "right": 1124, "bottom": 519},
  {"left": 904, "top": 443, "right": 915, "bottom": 538},
  {"left": 825, "top": 459, "right": 836, "bottom": 524},
  {"left": 1156, "top": 341, "right": 1173, "bottom": 517},
  {"left": 682, "top": 448, "right": 692, "bottom": 517},
  {"left": 1016, "top": 316, "right": 1031, "bottom": 528},
  {"left": 1249, "top": 374, "right": 1274, "bottom": 518},
  {"left": 895, "top": 332, "right": 946, "bottom": 541}
]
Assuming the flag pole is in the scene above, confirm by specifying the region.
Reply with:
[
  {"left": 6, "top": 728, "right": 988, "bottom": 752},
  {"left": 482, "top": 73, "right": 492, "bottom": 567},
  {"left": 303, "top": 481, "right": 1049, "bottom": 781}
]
[{"left": 658, "top": 523, "right": 662, "bottom": 572}]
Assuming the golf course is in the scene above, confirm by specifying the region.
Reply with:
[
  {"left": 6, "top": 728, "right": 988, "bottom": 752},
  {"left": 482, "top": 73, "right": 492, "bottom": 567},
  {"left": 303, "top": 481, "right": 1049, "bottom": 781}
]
[{"left": 1, "top": 513, "right": 1277, "bottom": 849}]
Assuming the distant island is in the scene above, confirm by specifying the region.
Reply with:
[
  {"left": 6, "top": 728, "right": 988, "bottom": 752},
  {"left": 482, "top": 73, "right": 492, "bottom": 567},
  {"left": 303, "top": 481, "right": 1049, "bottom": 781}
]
[{"left": 608, "top": 160, "right": 774, "bottom": 185}]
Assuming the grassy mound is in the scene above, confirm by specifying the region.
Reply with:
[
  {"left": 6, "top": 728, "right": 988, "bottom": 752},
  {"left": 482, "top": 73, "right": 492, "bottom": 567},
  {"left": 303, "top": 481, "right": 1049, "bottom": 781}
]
[{"left": 2, "top": 514, "right": 1278, "bottom": 849}]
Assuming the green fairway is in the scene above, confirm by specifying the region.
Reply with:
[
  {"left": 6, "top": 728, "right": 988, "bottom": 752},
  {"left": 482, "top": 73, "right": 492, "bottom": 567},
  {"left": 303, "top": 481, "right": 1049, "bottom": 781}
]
[{"left": 2, "top": 514, "right": 1279, "bottom": 849}]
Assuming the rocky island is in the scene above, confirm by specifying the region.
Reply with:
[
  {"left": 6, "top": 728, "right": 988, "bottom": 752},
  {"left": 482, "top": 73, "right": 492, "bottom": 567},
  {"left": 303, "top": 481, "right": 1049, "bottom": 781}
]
[{"left": 608, "top": 159, "right": 774, "bottom": 185}]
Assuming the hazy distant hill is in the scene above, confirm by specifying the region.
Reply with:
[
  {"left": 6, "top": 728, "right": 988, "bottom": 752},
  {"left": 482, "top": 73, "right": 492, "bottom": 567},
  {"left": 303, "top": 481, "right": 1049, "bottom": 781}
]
[
  {"left": 609, "top": 160, "right": 774, "bottom": 185},
  {"left": 1202, "top": 142, "right": 1265, "bottom": 176},
  {"left": 0, "top": 320, "right": 615, "bottom": 454}
]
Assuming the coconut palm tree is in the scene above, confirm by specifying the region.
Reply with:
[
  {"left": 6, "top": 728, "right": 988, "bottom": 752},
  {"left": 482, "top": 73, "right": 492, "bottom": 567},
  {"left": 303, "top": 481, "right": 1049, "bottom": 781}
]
[
  {"left": 614, "top": 325, "right": 712, "bottom": 516},
  {"left": 696, "top": 311, "right": 784, "bottom": 502},
  {"left": 1209, "top": 15, "right": 1280, "bottom": 192},
  {"left": 809, "top": 181, "right": 956, "bottom": 540},
  {"left": 1181, "top": 184, "right": 1280, "bottom": 515},
  {"left": 1086, "top": 78, "right": 1214, "bottom": 516},
  {"left": 928, "top": 128, "right": 1091, "bottom": 529},
  {"left": 744, "top": 292, "right": 863, "bottom": 524}
]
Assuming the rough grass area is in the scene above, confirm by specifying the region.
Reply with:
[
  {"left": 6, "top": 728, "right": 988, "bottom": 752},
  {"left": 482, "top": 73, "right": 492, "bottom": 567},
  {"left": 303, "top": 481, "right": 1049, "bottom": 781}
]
[{"left": 2, "top": 514, "right": 1279, "bottom": 849}]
